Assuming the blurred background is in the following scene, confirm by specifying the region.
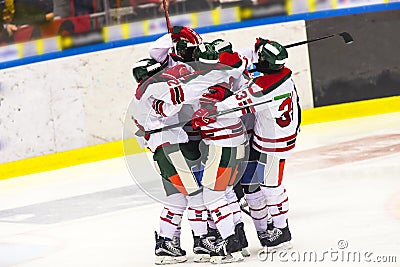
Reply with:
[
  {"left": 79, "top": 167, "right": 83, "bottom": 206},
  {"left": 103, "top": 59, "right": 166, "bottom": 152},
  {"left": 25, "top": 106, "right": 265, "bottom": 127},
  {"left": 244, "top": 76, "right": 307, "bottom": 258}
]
[{"left": 1, "top": 0, "right": 399, "bottom": 60}]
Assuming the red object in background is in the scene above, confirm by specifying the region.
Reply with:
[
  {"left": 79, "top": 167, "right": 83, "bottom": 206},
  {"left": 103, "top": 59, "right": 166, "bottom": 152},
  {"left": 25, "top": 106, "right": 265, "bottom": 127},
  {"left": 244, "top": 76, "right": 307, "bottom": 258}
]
[
  {"left": 39, "top": 15, "right": 91, "bottom": 38},
  {"left": 12, "top": 26, "right": 36, "bottom": 43}
]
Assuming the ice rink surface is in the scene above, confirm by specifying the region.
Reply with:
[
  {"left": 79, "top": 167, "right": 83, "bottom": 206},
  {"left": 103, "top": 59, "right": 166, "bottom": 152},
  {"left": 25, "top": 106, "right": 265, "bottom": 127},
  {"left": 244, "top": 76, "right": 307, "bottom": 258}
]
[{"left": 1, "top": 112, "right": 400, "bottom": 267}]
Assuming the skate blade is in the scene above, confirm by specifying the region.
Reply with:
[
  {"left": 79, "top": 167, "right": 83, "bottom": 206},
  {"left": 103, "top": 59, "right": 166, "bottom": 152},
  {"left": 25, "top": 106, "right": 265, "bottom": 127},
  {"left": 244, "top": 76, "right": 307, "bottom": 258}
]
[
  {"left": 259, "top": 241, "right": 293, "bottom": 254},
  {"left": 210, "top": 252, "right": 244, "bottom": 264},
  {"left": 193, "top": 254, "right": 211, "bottom": 263},
  {"left": 241, "top": 247, "right": 251, "bottom": 257},
  {"left": 155, "top": 255, "right": 187, "bottom": 265}
]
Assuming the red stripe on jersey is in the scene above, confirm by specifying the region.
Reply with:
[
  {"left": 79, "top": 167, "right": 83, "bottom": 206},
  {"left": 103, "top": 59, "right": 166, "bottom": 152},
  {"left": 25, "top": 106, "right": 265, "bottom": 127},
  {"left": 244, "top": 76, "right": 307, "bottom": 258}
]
[
  {"left": 238, "top": 102, "right": 247, "bottom": 115},
  {"left": 246, "top": 98, "right": 256, "bottom": 113},
  {"left": 254, "top": 132, "right": 297, "bottom": 143},
  {"left": 253, "top": 142, "right": 296, "bottom": 153},
  {"left": 201, "top": 131, "right": 244, "bottom": 141},
  {"left": 178, "top": 85, "right": 185, "bottom": 103},
  {"left": 169, "top": 88, "right": 177, "bottom": 105},
  {"left": 201, "top": 122, "right": 243, "bottom": 134}
]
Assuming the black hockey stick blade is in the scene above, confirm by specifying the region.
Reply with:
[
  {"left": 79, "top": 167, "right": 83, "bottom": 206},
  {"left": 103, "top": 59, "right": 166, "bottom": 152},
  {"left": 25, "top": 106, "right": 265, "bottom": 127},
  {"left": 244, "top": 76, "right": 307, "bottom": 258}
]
[
  {"left": 339, "top": 32, "right": 354, "bottom": 44},
  {"left": 284, "top": 31, "right": 353, "bottom": 48}
]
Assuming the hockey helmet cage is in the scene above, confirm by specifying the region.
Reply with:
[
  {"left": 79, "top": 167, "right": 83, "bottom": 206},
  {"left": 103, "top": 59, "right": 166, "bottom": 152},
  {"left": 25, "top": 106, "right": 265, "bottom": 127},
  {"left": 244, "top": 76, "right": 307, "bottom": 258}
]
[
  {"left": 132, "top": 58, "right": 162, "bottom": 83},
  {"left": 212, "top": 39, "right": 233, "bottom": 54},
  {"left": 256, "top": 40, "right": 288, "bottom": 72},
  {"left": 194, "top": 43, "right": 219, "bottom": 64},
  {"left": 175, "top": 39, "right": 197, "bottom": 62}
]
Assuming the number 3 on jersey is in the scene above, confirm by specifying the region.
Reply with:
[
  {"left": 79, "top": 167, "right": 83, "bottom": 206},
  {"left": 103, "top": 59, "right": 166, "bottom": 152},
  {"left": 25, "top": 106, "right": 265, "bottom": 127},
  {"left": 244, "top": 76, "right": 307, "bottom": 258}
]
[{"left": 276, "top": 96, "right": 293, "bottom": 127}]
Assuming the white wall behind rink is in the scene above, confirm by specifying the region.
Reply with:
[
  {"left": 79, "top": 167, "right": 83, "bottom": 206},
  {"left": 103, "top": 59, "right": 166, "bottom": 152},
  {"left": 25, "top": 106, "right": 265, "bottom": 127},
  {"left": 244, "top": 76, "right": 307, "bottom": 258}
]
[{"left": 0, "top": 20, "right": 312, "bottom": 163}]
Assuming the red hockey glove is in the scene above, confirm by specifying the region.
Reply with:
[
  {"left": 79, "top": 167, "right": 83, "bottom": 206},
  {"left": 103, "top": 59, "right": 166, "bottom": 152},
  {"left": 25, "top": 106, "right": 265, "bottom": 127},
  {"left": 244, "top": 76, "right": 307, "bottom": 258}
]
[
  {"left": 191, "top": 106, "right": 217, "bottom": 130},
  {"left": 254, "top": 37, "right": 269, "bottom": 51},
  {"left": 171, "top": 26, "right": 202, "bottom": 44},
  {"left": 202, "top": 84, "right": 233, "bottom": 101},
  {"left": 219, "top": 52, "right": 242, "bottom": 68},
  {"left": 133, "top": 117, "right": 150, "bottom": 140}
]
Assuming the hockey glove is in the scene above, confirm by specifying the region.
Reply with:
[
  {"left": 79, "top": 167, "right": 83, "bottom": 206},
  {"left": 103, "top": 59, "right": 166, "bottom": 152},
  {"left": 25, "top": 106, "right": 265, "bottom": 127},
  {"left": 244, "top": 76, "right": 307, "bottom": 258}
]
[
  {"left": 202, "top": 84, "right": 233, "bottom": 102},
  {"left": 191, "top": 106, "right": 217, "bottom": 130},
  {"left": 171, "top": 26, "right": 202, "bottom": 44},
  {"left": 219, "top": 52, "right": 243, "bottom": 68},
  {"left": 132, "top": 117, "right": 150, "bottom": 140}
]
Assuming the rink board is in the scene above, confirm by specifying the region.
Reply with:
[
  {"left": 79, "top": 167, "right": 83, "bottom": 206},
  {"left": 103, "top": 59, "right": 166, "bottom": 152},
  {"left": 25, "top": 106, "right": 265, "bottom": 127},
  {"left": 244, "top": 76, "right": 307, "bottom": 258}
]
[{"left": 1, "top": 5, "right": 400, "bottom": 180}]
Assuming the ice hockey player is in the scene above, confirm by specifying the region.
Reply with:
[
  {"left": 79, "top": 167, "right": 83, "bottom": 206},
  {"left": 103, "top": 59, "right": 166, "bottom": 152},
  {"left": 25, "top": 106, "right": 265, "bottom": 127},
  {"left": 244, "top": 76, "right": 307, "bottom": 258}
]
[
  {"left": 149, "top": 25, "right": 202, "bottom": 67},
  {"left": 195, "top": 38, "right": 301, "bottom": 253},
  {"left": 146, "top": 25, "right": 212, "bottom": 263},
  {"left": 208, "top": 38, "right": 252, "bottom": 258},
  {"left": 132, "top": 58, "right": 196, "bottom": 265},
  {"left": 189, "top": 43, "right": 250, "bottom": 264},
  {"left": 132, "top": 44, "right": 249, "bottom": 263}
]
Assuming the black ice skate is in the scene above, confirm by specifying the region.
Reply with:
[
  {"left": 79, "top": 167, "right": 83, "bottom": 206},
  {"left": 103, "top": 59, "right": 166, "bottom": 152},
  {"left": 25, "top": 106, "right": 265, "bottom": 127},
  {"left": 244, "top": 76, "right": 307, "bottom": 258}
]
[
  {"left": 207, "top": 226, "right": 221, "bottom": 239},
  {"left": 210, "top": 234, "right": 244, "bottom": 264},
  {"left": 235, "top": 222, "right": 250, "bottom": 257},
  {"left": 154, "top": 232, "right": 187, "bottom": 265},
  {"left": 258, "top": 225, "right": 292, "bottom": 254},
  {"left": 256, "top": 220, "right": 276, "bottom": 246},
  {"left": 192, "top": 234, "right": 217, "bottom": 263},
  {"left": 171, "top": 235, "right": 181, "bottom": 248}
]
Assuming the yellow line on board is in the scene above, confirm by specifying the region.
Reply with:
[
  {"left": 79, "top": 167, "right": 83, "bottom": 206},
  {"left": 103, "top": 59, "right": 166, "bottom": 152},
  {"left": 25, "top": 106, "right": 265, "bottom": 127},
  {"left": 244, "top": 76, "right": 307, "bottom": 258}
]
[
  {"left": 331, "top": 0, "right": 337, "bottom": 9},
  {"left": 0, "top": 138, "right": 145, "bottom": 181},
  {"left": 143, "top": 20, "right": 150, "bottom": 35},
  {"left": 36, "top": 39, "right": 44, "bottom": 55},
  {"left": 308, "top": 0, "right": 316, "bottom": 12},
  {"left": 1, "top": 96, "right": 399, "bottom": 181},
  {"left": 16, "top": 43, "right": 24, "bottom": 58},
  {"left": 211, "top": 8, "right": 220, "bottom": 25},
  {"left": 234, "top": 6, "right": 241, "bottom": 22},
  {"left": 121, "top": 23, "right": 130, "bottom": 39},
  {"left": 102, "top": 26, "right": 109, "bottom": 43},
  {"left": 285, "top": 0, "right": 293, "bottom": 15},
  {"left": 55, "top": 36, "right": 62, "bottom": 51},
  {"left": 190, "top": 13, "right": 198, "bottom": 28},
  {"left": 301, "top": 96, "right": 400, "bottom": 125}
]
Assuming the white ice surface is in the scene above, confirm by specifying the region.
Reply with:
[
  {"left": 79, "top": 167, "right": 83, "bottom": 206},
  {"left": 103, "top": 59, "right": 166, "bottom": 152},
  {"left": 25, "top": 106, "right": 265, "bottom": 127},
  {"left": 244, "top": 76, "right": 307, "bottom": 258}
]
[{"left": 0, "top": 112, "right": 400, "bottom": 267}]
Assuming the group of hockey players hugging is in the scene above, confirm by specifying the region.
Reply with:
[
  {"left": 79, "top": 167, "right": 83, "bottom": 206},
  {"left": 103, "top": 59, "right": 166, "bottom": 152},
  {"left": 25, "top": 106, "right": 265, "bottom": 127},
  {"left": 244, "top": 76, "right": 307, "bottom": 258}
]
[{"left": 131, "top": 25, "right": 301, "bottom": 264}]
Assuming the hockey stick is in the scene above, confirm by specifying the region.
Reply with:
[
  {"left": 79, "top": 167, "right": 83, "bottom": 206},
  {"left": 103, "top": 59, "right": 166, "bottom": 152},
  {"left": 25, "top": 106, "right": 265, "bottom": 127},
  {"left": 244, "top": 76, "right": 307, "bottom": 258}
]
[
  {"left": 162, "top": 0, "right": 172, "bottom": 33},
  {"left": 134, "top": 92, "right": 291, "bottom": 137},
  {"left": 162, "top": 0, "right": 176, "bottom": 55},
  {"left": 284, "top": 31, "right": 353, "bottom": 48},
  {"left": 248, "top": 32, "right": 353, "bottom": 73}
]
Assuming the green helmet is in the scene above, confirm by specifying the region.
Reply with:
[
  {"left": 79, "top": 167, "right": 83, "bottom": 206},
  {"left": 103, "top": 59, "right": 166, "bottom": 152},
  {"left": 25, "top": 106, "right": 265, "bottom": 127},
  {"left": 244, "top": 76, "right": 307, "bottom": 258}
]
[
  {"left": 132, "top": 58, "right": 162, "bottom": 83},
  {"left": 212, "top": 39, "right": 233, "bottom": 54},
  {"left": 255, "top": 40, "right": 288, "bottom": 72},
  {"left": 175, "top": 40, "right": 197, "bottom": 62},
  {"left": 194, "top": 43, "right": 219, "bottom": 64}
]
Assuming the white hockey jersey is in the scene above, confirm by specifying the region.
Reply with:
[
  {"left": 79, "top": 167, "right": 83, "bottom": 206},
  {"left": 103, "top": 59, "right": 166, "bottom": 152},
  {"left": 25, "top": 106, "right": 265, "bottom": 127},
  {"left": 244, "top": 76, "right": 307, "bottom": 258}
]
[
  {"left": 133, "top": 62, "right": 249, "bottom": 151},
  {"left": 216, "top": 67, "right": 301, "bottom": 158}
]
